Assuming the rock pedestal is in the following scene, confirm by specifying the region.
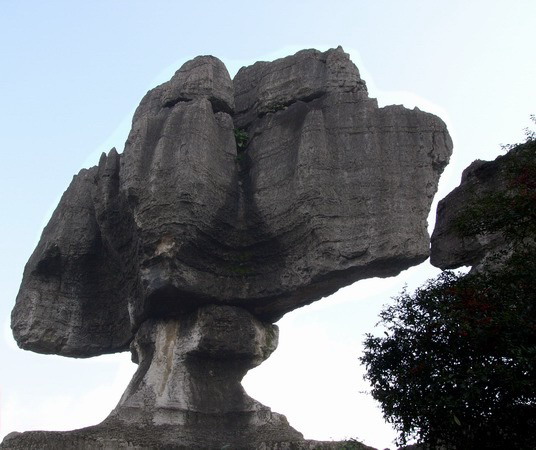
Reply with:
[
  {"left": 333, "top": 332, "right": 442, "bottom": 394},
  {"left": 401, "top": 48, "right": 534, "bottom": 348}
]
[
  {"left": 2, "top": 307, "right": 307, "bottom": 448},
  {"left": 106, "top": 305, "right": 300, "bottom": 442}
]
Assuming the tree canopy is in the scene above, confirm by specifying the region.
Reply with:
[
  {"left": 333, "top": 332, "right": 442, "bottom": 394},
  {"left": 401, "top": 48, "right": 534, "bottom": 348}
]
[{"left": 361, "top": 134, "right": 535, "bottom": 449}]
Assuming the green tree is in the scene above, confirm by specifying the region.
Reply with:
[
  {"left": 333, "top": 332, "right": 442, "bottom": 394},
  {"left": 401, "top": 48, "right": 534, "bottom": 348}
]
[{"left": 360, "top": 137, "right": 536, "bottom": 449}]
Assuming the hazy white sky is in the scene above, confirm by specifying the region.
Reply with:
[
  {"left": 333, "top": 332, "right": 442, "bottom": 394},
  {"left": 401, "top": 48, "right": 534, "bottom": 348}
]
[{"left": 1, "top": 1, "right": 535, "bottom": 448}]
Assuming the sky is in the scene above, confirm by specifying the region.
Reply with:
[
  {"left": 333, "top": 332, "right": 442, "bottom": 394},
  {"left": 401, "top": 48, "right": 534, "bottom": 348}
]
[{"left": 1, "top": 1, "right": 535, "bottom": 448}]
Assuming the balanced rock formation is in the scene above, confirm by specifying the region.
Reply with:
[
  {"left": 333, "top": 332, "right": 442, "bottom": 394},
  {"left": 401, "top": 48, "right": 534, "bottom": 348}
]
[{"left": 5, "top": 47, "right": 452, "bottom": 449}]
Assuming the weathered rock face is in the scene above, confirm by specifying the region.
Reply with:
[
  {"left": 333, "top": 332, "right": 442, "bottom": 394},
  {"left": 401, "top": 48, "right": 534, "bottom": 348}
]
[
  {"left": 12, "top": 47, "right": 452, "bottom": 359},
  {"left": 430, "top": 147, "right": 529, "bottom": 270},
  {"left": 6, "top": 47, "right": 453, "bottom": 450},
  {"left": 3, "top": 307, "right": 374, "bottom": 449},
  {"left": 111, "top": 306, "right": 281, "bottom": 424},
  {"left": 101, "top": 305, "right": 305, "bottom": 445}
]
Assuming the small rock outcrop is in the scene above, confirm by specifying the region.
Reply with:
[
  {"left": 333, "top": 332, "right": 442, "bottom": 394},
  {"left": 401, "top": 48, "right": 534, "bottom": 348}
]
[
  {"left": 5, "top": 47, "right": 452, "bottom": 449},
  {"left": 431, "top": 144, "right": 534, "bottom": 270}
]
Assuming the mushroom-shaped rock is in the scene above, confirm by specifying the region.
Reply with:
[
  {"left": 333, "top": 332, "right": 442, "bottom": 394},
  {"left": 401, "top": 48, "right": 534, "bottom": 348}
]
[
  {"left": 6, "top": 47, "right": 453, "bottom": 450},
  {"left": 13, "top": 48, "right": 452, "bottom": 358}
]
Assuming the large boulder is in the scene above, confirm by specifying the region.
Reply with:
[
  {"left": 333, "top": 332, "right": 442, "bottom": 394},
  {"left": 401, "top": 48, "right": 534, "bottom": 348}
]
[{"left": 12, "top": 47, "right": 452, "bottom": 357}]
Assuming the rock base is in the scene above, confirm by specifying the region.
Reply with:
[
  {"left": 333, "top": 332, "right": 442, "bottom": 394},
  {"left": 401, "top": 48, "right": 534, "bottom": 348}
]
[
  {"left": 1, "top": 425, "right": 376, "bottom": 449},
  {"left": 3, "top": 306, "right": 332, "bottom": 449}
]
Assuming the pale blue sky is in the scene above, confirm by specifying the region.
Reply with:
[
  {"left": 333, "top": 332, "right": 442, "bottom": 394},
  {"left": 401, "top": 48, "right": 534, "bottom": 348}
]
[{"left": 1, "top": 1, "right": 535, "bottom": 448}]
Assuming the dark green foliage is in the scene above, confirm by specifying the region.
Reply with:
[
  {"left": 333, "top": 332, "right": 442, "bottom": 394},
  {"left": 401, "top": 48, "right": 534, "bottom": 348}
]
[
  {"left": 266, "top": 102, "right": 287, "bottom": 113},
  {"left": 362, "top": 265, "right": 536, "bottom": 448},
  {"left": 455, "top": 139, "right": 536, "bottom": 245},
  {"left": 234, "top": 128, "right": 249, "bottom": 163},
  {"left": 234, "top": 128, "right": 249, "bottom": 152},
  {"left": 361, "top": 132, "right": 536, "bottom": 449},
  {"left": 337, "top": 438, "right": 369, "bottom": 449}
]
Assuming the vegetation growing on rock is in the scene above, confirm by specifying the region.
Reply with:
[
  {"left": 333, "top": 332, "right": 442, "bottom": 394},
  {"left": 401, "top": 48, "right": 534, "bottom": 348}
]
[{"left": 361, "top": 129, "right": 536, "bottom": 449}]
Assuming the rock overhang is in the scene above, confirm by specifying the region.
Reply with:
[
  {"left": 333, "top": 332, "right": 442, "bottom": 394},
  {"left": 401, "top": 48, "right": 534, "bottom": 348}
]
[{"left": 12, "top": 46, "right": 453, "bottom": 357}]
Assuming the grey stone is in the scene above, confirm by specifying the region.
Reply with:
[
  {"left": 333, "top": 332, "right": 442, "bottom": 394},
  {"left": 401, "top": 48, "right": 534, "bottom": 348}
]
[
  {"left": 11, "top": 151, "right": 133, "bottom": 356},
  {"left": 109, "top": 306, "right": 286, "bottom": 430},
  {"left": 1, "top": 430, "right": 377, "bottom": 450},
  {"left": 233, "top": 46, "right": 367, "bottom": 127},
  {"left": 4, "top": 306, "right": 377, "bottom": 449},
  {"left": 134, "top": 55, "right": 235, "bottom": 119},
  {"left": 430, "top": 147, "right": 528, "bottom": 270},
  {"left": 6, "top": 47, "right": 452, "bottom": 449},
  {"left": 12, "top": 47, "right": 452, "bottom": 357}
]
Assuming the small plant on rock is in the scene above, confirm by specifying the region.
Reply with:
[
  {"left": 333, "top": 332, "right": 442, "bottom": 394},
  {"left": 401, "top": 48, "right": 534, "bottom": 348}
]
[{"left": 234, "top": 128, "right": 249, "bottom": 152}]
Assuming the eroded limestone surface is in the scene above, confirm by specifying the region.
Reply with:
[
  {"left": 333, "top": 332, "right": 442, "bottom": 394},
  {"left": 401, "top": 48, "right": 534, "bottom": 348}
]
[
  {"left": 12, "top": 47, "right": 452, "bottom": 357},
  {"left": 431, "top": 145, "right": 533, "bottom": 270},
  {"left": 110, "top": 306, "right": 284, "bottom": 426},
  {"left": 6, "top": 47, "right": 452, "bottom": 449}
]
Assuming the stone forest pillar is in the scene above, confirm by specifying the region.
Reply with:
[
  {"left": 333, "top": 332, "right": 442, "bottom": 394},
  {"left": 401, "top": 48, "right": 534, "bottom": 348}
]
[
  {"left": 4, "top": 47, "right": 452, "bottom": 448},
  {"left": 106, "top": 305, "right": 301, "bottom": 442}
]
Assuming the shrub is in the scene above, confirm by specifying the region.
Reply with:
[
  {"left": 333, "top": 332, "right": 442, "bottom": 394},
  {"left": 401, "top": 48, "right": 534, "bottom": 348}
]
[{"left": 361, "top": 132, "right": 536, "bottom": 449}]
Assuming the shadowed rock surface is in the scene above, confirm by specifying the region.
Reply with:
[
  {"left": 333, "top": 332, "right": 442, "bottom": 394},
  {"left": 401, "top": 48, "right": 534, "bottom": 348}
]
[
  {"left": 1, "top": 431, "right": 377, "bottom": 450},
  {"left": 105, "top": 306, "right": 296, "bottom": 437},
  {"left": 5, "top": 47, "right": 452, "bottom": 449},
  {"left": 430, "top": 145, "right": 532, "bottom": 270},
  {"left": 12, "top": 47, "right": 452, "bottom": 357}
]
